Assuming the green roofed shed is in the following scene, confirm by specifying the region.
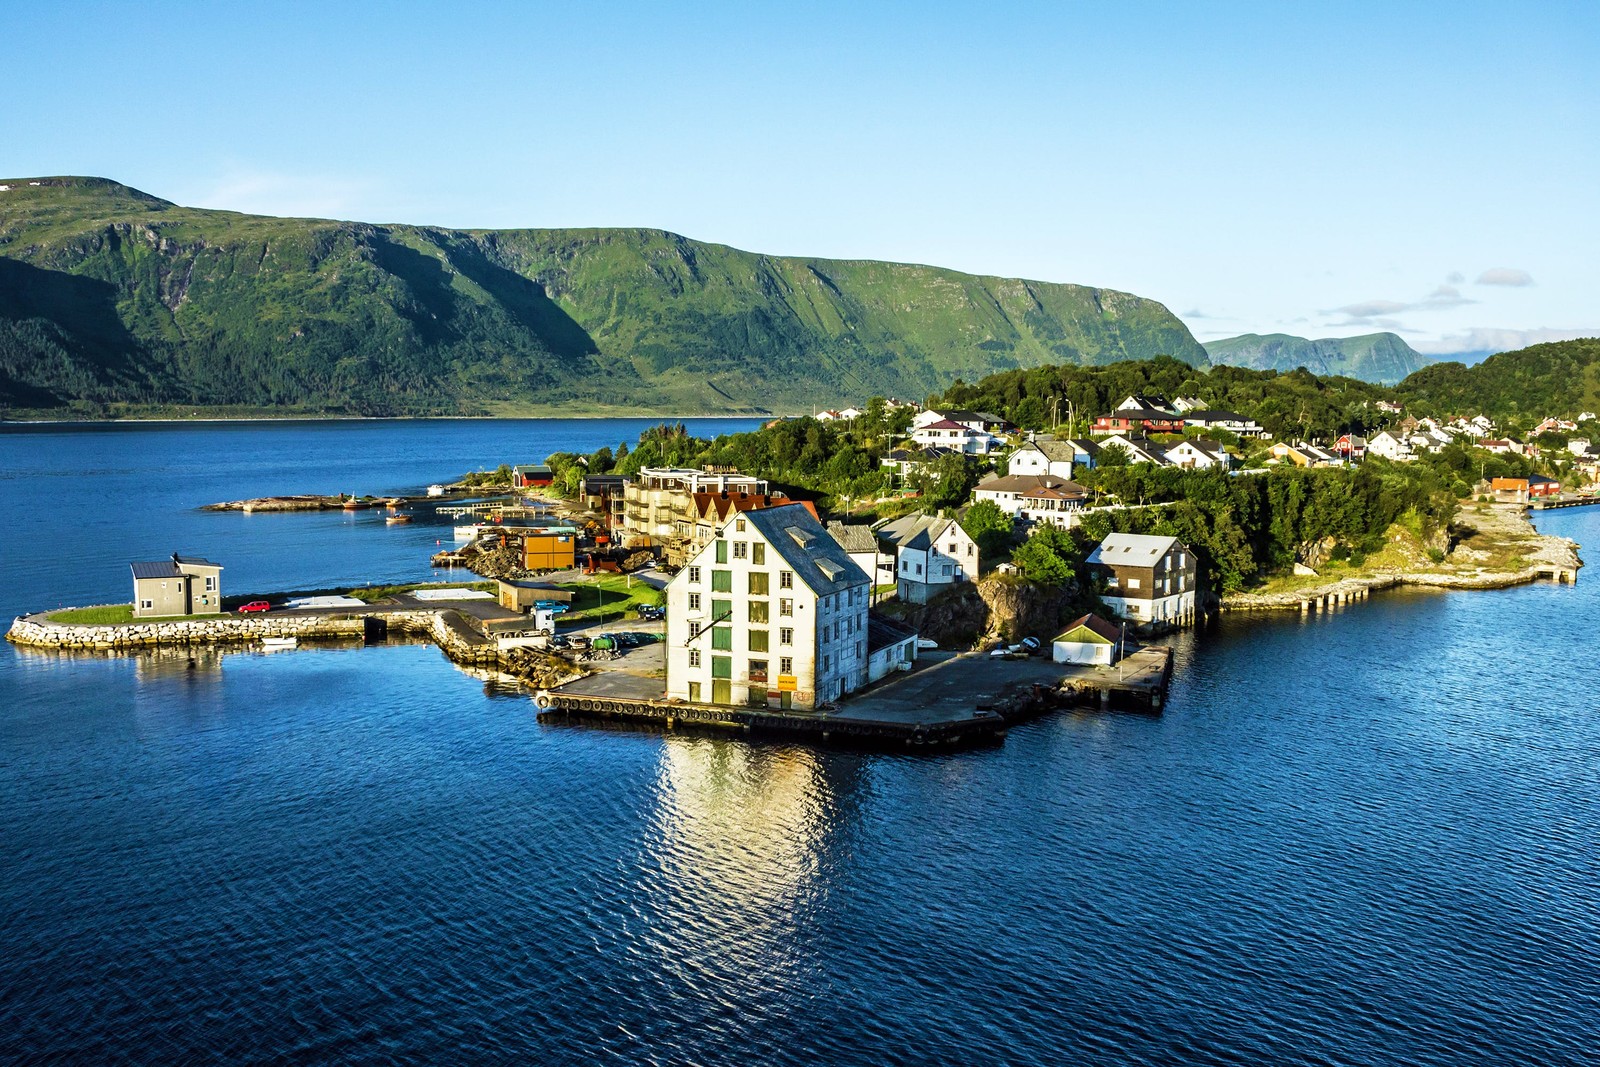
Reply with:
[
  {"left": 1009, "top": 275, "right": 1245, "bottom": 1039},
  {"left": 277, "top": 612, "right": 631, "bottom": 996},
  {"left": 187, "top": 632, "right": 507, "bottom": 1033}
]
[{"left": 1053, "top": 612, "right": 1125, "bottom": 665}]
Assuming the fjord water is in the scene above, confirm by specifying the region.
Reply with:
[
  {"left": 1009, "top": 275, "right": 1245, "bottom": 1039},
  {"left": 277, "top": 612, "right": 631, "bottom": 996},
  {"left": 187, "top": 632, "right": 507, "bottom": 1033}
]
[{"left": 3, "top": 423, "right": 1599, "bottom": 1065}]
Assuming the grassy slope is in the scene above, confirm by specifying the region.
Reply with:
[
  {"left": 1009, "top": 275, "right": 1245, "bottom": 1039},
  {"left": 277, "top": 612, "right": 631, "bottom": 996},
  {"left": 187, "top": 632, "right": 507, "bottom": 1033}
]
[
  {"left": 0, "top": 177, "right": 1206, "bottom": 417},
  {"left": 1203, "top": 332, "right": 1430, "bottom": 384}
]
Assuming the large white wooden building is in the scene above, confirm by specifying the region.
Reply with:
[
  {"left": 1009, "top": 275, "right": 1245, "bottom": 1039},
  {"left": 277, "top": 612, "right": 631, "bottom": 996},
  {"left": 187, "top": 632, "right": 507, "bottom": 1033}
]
[{"left": 665, "top": 504, "right": 871, "bottom": 710}]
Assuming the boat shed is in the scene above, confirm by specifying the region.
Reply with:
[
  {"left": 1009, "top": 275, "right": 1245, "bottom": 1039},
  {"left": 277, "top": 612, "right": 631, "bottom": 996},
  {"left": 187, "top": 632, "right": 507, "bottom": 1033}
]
[{"left": 1052, "top": 613, "right": 1126, "bottom": 665}]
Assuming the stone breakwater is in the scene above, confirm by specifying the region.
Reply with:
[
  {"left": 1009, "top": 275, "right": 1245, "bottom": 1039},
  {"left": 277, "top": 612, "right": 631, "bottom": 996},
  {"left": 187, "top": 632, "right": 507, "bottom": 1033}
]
[{"left": 6, "top": 609, "right": 576, "bottom": 687}]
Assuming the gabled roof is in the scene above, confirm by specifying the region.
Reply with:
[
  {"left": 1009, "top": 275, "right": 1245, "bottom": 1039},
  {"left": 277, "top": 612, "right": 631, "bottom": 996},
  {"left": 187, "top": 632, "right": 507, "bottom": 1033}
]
[
  {"left": 1086, "top": 533, "right": 1183, "bottom": 568},
  {"left": 694, "top": 491, "right": 817, "bottom": 523},
  {"left": 1183, "top": 410, "right": 1253, "bottom": 424},
  {"left": 867, "top": 611, "right": 918, "bottom": 653},
  {"left": 1170, "top": 437, "right": 1226, "bottom": 457},
  {"left": 131, "top": 560, "right": 183, "bottom": 580},
  {"left": 737, "top": 505, "right": 868, "bottom": 595},
  {"left": 826, "top": 521, "right": 881, "bottom": 556},
  {"left": 1055, "top": 612, "right": 1122, "bottom": 644},
  {"left": 513, "top": 464, "right": 552, "bottom": 475},
  {"left": 874, "top": 513, "right": 960, "bottom": 552},
  {"left": 916, "top": 419, "right": 973, "bottom": 432}
]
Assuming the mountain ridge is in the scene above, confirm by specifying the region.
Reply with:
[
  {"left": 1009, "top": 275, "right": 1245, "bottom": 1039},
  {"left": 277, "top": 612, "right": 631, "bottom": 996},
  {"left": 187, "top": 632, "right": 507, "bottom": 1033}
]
[
  {"left": 1203, "top": 331, "right": 1429, "bottom": 384},
  {"left": 0, "top": 176, "right": 1207, "bottom": 417}
]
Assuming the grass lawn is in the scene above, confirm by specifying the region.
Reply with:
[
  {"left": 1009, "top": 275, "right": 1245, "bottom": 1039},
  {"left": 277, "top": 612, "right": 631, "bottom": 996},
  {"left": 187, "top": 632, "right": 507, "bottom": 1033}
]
[
  {"left": 46, "top": 604, "right": 224, "bottom": 625},
  {"left": 557, "top": 574, "right": 664, "bottom": 621}
]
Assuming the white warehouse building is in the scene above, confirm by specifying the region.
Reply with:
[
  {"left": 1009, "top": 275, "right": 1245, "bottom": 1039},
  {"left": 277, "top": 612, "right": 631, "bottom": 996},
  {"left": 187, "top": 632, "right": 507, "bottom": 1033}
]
[{"left": 665, "top": 504, "right": 872, "bottom": 710}]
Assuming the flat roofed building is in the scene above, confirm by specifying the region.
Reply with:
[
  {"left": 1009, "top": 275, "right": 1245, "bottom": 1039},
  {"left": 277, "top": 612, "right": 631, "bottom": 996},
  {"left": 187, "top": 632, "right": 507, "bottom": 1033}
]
[
  {"left": 131, "top": 554, "right": 223, "bottom": 618},
  {"left": 666, "top": 504, "right": 870, "bottom": 709}
]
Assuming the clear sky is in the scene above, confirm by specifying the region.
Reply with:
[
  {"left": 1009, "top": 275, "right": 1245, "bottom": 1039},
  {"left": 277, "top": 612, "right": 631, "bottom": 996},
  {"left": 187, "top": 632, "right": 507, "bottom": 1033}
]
[{"left": 3, "top": 1, "right": 1596, "bottom": 355}]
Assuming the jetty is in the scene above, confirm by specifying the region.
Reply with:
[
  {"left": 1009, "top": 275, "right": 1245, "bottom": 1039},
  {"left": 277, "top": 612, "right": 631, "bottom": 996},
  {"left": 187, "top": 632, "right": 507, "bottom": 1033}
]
[{"left": 536, "top": 644, "right": 1175, "bottom": 749}]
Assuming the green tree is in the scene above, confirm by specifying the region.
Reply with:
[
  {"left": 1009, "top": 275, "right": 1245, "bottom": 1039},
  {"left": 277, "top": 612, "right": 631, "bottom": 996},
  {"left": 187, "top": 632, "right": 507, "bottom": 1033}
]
[
  {"left": 960, "top": 499, "right": 1014, "bottom": 558},
  {"left": 1011, "top": 524, "right": 1076, "bottom": 585}
]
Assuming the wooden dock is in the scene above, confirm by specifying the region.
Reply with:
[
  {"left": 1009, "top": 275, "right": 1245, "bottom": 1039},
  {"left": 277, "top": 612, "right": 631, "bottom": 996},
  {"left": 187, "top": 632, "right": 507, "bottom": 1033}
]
[{"left": 1532, "top": 495, "right": 1600, "bottom": 510}]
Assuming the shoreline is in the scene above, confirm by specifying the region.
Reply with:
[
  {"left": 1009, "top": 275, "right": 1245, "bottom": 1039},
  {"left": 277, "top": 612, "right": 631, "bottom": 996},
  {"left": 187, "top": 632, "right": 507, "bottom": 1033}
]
[
  {"left": 0, "top": 412, "right": 780, "bottom": 426},
  {"left": 1221, "top": 505, "right": 1582, "bottom": 612}
]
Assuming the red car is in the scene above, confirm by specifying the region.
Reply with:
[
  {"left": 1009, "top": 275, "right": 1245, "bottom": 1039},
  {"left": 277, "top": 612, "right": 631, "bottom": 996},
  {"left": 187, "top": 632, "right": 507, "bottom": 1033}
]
[{"left": 237, "top": 600, "right": 272, "bottom": 614}]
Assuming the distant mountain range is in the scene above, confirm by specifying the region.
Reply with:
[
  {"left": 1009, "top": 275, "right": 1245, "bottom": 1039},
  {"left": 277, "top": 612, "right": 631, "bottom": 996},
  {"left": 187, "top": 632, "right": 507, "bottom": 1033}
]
[
  {"left": 1202, "top": 332, "right": 1432, "bottom": 384},
  {"left": 0, "top": 177, "right": 1207, "bottom": 417}
]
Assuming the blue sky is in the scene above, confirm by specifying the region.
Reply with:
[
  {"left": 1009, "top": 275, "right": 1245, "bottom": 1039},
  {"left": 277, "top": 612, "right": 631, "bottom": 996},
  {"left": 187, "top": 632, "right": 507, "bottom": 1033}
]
[{"left": 3, "top": 1, "right": 1595, "bottom": 355}]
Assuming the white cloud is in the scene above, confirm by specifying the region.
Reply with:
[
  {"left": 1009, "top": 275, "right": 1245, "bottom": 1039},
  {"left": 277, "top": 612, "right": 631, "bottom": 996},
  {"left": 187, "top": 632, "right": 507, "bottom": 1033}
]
[
  {"left": 1326, "top": 284, "right": 1475, "bottom": 326},
  {"left": 1413, "top": 327, "right": 1598, "bottom": 356},
  {"left": 1445, "top": 271, "right": 1465, "bottom": 285},
  {"left": 1474, "top": 267, "right": 1534, "bottom": 287}
]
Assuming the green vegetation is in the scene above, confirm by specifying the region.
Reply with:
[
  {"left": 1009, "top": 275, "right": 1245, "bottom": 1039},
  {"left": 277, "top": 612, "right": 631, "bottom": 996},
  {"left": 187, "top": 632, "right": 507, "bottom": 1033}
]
[
  {"left": 1011, "top": 525, "right": 1077, "bottom": 584},
  {"left": 0, "top": 176, "right": 1205, "bottom": 418},
  {"left": 1396, "top": 338, "right": 1600, "bottom": 427},
  {"left": 556, "top": 575, "right": 663, "bottom": 621},
  {"left": 47, "top": 603, "right": 135, "bottom": 624},
  {"left": 932, "top": 356, "right": 1395, "bottom": 441},
  {"left": 1204, "top": 332, "right": 1430, "bottom": 384},
  {"left": 960, "top": 499, "right": 1015, "bottom": 558}
]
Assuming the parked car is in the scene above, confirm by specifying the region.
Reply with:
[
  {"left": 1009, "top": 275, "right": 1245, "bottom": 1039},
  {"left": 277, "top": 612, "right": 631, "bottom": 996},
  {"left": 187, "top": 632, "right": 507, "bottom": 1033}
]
[
  {"left": 238, "top": 600, "right": 272, "bottom": 614},
  {"left": 534, "top": 600, "right": 570, "bottom": 614},
  {"left": 1020, "top": 636, "right": 1042, "bottom": 654},
  {"left": 637, "top": 604, "right": 665, "bottom": 621}
]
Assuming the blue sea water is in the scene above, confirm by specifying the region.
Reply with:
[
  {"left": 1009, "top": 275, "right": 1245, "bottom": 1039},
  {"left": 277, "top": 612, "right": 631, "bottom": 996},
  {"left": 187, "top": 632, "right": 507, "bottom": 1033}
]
[{"left": 2, "top": 420, "right": 1599, "bottom": 1065}]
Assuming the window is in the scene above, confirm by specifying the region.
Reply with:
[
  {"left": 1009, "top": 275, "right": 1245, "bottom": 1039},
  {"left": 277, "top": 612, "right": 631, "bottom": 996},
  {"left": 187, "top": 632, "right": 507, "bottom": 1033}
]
[
  {"left": 712, "top": 655, "right": 732, "bottom": 679},
  {"left": 859, "top": 641, "right": 866, "bottom": 659},
  {"left": 736, "top": 518, "right": 747, "bottom": 532},
  {"left": 689, "top": 566, "right": 701, "bottom": 583},
  {"left": 822, "top": 654, "right": 831, "bottom": 672},
  {"left": 733, "top": 541, "right": 748, "bottom": 559},
  {"left": 205, "top": 576, "right": 216, "bottom": 591},
  {"left": 916, "top": 564, "right": 924, "bottom": 576},
  {"left": 713, "top": 599, "right": 731, "bottom": 620},
  {"left": 749, "top": 629, "right": 769, "bottom": 652},
  {"left": 779, "top": 570, "right": 793, "bottom": 589},
  {"left": 689, "top": 682, "right": 702, "bottom": 702},
  {"left": 716, "top": 541, "right": 728, "bottom": 564},
  {"left": 749, "top": 600, "right": 768, "bottom": 623},
  {"left": 688, "top": 649, "right": 701, "bottom": 667},
  {"left": 690, "top": 621, "right": 703, "bottom": 638},
  {"left": 967, "top": 544, "right": 974, "bottom": 557},
  {"left": 779, "top": 598, "right": 793, "bottom": 616},
  {"left": 752, "top": 542, "right": 765, "bottom": 565},
  {"left": 779, "top": 656, "right": 793, "bottom": 675},
  {"left": 712, "top": 626, "right": 733, "bottom": 651},
  {"left": 140, "top": 599, "right": 152, "bottom": 609},
  {"left": 1126, "top": 577, "right": 1141, "bottom": 590},
  {"left": 748, "top": 572, "right": 769, "bottom": 596},
  {"left": 712, "top": 570, "right": 733, "bottom": 593},
  {"left": 688, "top": 593, "right": 701, "bottom": 612},
  {"left": 942, "top": 564, "right": 953, "bottom": 577},
  {"left": 749, "top": 659, "right": 769, "bottom": 683},
  {"left": 779, "top": 627, "right": 793, "bottom": 645},
  {"left": 948, "top": 544, "right": 957, "bottom": 555}
]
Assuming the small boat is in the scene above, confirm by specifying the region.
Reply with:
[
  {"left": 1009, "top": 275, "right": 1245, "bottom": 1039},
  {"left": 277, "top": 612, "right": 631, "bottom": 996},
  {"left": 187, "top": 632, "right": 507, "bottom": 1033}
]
[
  {"left": 387, "top": 513, "right": 413, "bottom": 525},
  {"left": 261, "top": 637, "right": 298, "bottom": 651}
]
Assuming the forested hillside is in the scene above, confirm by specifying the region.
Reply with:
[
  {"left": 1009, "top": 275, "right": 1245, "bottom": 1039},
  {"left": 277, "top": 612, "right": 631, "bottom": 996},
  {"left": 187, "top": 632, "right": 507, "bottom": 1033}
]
[{"left": 0, "top": 177, "right": 1206, "bottom": 417}]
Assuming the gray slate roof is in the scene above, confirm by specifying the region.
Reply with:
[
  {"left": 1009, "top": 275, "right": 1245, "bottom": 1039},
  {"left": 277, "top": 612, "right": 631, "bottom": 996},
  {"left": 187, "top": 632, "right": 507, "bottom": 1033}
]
[
  {"left": 742, "top": 505, "right": 869, "bottom": 595},
  {"left": 826, "top": 521, "right": 880, "bottom": 556},
  {"left": 131, "top": 554, "right": 221, "bottom": 580},
  {"left": 874, "top": 513, "right": 959, "bottom": 553}
]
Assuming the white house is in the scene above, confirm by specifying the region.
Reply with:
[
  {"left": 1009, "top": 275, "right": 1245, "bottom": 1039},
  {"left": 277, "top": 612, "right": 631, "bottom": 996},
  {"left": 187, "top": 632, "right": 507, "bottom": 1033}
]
[
  {"left": 1007, "top": 437, "right": 1098, "bottom": 478},
  {"left": 1086, "top": 533, "right": 1198, "bottom": 628},
  {"left": 974, "top": 472, "right": 1084, "bottom": 517},
  {"left": 665, "top": 504, "right": 871, "bottom": 710},
  {"left": 1367, "top": 431, "right": 1414, "bottom": 462},
  {"left": 910, "top": 418, "right": 1004, "bottom": 454},
  {"left": 1097, "top": 434, "right": 1170, "bottom": 466},
  {"left": 874, "top": 513, "right": 979, "bottom": 604},
  {"left": 1164, "top": 438, "right": 1235, "bottom": 470},
  {"left": 1181, "top": 410, "right": 1265, "bottom": 438}
]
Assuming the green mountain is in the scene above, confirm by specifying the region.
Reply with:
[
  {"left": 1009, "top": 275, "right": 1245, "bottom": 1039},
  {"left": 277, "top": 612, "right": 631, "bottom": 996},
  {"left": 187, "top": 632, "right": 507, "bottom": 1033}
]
[
  {"left": 1396, "top": 338, "right": 1600, "bottom": 422},
  {"left": 1202, "top": 332, "right": 1429, "bottom": 384},
  {"left": 0, "top": 176, "right": 1207, "bottom": 417}
]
